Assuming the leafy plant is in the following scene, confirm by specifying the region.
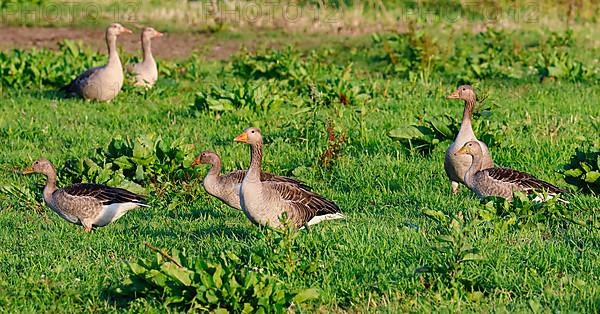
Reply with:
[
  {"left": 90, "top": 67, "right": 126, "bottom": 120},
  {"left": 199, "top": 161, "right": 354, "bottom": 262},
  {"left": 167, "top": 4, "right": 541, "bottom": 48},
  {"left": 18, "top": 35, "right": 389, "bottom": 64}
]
[
  {"left": 561, "top": 143, "right": 600, "bottom": 194},
  {"left": 388, "top": 113, "right": 458, "bottom": 154},
  {"left": 0, "top": 40, "right": 104, "bottom": 90},
  {"left": 231, "top": 47, "right": 310, "bottom": 85},
  {"left": 417, "top": 210, "right": 485, "bottom": 289},
  {"left": 450, "top": 28, "right": 526, "bottom": 81},
  {"left": 535, "top": 51, "right": 596, "bottom": 82},
  {"left": 0, "top": 184, "right": 44, "bottom": 213},
  {"left": 535, "top": 30, "right": 597, "bottom": 82},
  {"left": 307, "top": 64, "right": 371, "bottom": 107},
  {"left": 247, "top": 217, "right": 318, "bottom": 279},
  {"left": 372, "top": 27, "right": 441, "bottom": 80},
  {"left": 193, "top": 80, "right": 285, "bottom": 114},
  {"left": 388, "top": 102, "right": 503, "bottom": 155},
  {"left": 158, "top": 53, "right": 206, "bottom": 82},
  {"left": 476, "top": 192, "right": 585, "bottom": 231},
  {"left": 116, "top": 222, "right": 320, "bottom": 312},
  {"left": 63, "top": 134, "right": 195, "bottom": 193},
  {"left": 320, "top": 120, "right": 347, "bottom": 168}
]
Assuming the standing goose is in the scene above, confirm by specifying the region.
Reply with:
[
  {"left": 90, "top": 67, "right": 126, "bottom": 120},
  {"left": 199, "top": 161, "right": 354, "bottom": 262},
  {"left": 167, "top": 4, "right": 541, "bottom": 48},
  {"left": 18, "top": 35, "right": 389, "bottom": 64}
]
[
  {"left": 23, "top": 159, "right": 148, "bottom": 232},
  {"left": 191, "top": 150, "right": 311, "bottom": 210},
  {"left": 129, "top": 27, "right": 163, "bottom": 88},
  {"left": 234, "top": 128, "right": 344, "bottom": 228},
  {"left": 62, "top": 23, "right": 132, "bottom": 101},
  {"left": 445, "top": 85, "right": 494, "bottom": 194},
  {"left": 455, "top": 141, "right": 566, "bottom": 202}
]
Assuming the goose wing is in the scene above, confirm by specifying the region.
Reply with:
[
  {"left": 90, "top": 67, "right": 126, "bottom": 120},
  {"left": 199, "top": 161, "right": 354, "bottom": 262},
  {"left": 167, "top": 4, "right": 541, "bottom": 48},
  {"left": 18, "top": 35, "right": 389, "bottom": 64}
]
[
  {"left": 61, "top": 183, "right": 147, "bottom": 206},
  {"left": 483, "top": 168, "right": 566, "bottom": 194},
  {"left": 263, "top": 181, "right": 340, "bottom": 226},
  {"left": 222, "top": 170, "right": 312, "bottom": 190},
  {"left": 61, "top": 66, "right": 102, "bottom": 93}
]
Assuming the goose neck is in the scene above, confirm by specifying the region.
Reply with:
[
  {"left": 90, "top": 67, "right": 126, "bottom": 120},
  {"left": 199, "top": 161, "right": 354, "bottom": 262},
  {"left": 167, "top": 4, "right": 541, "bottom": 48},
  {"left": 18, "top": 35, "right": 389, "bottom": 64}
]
[
  {"left": 459, "top": 98, "right": 477, "bottom": 136},
  {"left": 461, "top": 98, "right": 476, "bottom": 124},
  {"left": 207, "top": 158, "right": 222, "bottom": 177},
  {"left": 43, "top": 169, "right": 58, "bottom": 205},
  {"left": 106, "top": 34, "right": 121, "bottom": 67},
  {"left": 464, "top": 153, "right": 482, "bottom": 188},
  {"left": 247, "top": 142, "right": 263, "bottom": 181},
  {"left": 142, "top": 36, "right": 154, "bottom": 63}
]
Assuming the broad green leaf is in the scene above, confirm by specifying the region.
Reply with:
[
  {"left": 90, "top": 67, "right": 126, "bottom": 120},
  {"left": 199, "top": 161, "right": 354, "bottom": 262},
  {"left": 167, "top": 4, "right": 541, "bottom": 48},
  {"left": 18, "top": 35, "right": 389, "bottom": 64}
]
[
  {"left": 422, "top": 209, "right": 447, "bottom": 224},
  {"left": 428, "top": 117, "right": 454, "bottom": 139},
  {"left": 460, "top": 253, "right": 485, "bottom": 262},
  {"left": 128, "top": 262, "right": 147, "bottom": 275},
  {"left": 388, "top": 125, "right": 424, "bottom": 140},
  {"left": 292, "top": 288, "right": 320, "bottom": 303},
  {"left": 563, "top": 168, "right": 583, "bottom": 178},
  {"left": 584, "top": 171, "right": 600, "bottom": 183},
  {"left": 161, "top": 263, "right": 192, "bottom": 286},
  {"left": 580, "top": 162, "right": 591, "bottom": 172}
]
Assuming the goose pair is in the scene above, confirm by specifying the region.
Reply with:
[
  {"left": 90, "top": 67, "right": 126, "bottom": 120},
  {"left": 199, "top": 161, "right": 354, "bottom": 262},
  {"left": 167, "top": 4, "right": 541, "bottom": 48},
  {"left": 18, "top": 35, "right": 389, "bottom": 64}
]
[
  {"left": 23, "top": 159, "right": 148, "bottom": 232},
  {"left": 445, "top": 85, "right": 565, "bottom": 201},
  {"left": 193, "top": 128, "right": 344, "bottom": 229},
  {"left": 444, "top": 85, "right": 494, "bottom": 194},
  {"left": 63, "top": 24, "right": 162, "bottom": 102}
]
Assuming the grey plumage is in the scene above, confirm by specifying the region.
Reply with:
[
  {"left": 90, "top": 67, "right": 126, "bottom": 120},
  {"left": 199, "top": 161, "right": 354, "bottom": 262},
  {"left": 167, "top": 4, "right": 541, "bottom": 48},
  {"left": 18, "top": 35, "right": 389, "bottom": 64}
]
[
  {"left": 128, "top": 27, "right": 163, "bottom": 87},
  {"left": 192, "top": 150, "right": 311, "bottom": 210},
  {"left": 445, "top": 85, "right": 494, "bottom": 194},
  {"left": 23, "top": 159, "right": 147, "bottom": 232},
  {"left": 456, "top": 141, "right": 566, "bottom": 202},
  {"left": 234, "top": 128, "right": 344, "bottom": 229},
  {"left": 62, "top": 23, "right": 131, "bottom": 101}
]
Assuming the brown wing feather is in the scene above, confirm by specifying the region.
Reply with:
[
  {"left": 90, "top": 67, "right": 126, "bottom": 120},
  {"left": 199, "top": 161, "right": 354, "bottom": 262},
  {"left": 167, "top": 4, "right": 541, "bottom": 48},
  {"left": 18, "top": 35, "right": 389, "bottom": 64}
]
[
  {"left": 265, "top": 182, "right": 340, "bottom": 226},
  {"left": 61, "top": 67, "right": 100, "bottom": 93},
  {"left": 61, "top": 183, "right": 147, "bottom": 205},
  {"left": 221, "top": 170, "right": 312, "bottom": 190},
  {"left": 484, "top": 168, "right": 566, "bottom": 194}
]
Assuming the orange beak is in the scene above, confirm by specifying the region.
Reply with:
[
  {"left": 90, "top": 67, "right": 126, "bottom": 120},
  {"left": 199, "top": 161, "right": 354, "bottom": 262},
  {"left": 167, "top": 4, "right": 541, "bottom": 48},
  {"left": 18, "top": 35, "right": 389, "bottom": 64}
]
[
  {"left": 191, "top": 156, "right": 201, "bottom": 167},
  {"left": 447, "top": 90, "right": 460, "bottom": 99},
  {"left": 22, "top": 166, "right": 34, "bottom": 174},
  {"left": 155, "top": 31, "right": 164, "bottom": 37},
  {"left": 234, "top": 132, "right": 248, "bottom": 143},
  {"left": 122, "top": 27, "right": 133, "bottom": 34}
]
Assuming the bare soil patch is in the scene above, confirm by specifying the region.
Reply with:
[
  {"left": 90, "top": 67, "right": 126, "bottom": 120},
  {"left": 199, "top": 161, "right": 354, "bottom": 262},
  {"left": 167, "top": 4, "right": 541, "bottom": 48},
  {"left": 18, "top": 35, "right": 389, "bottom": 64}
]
[{"left": 0, "top": 26, "right": 356, "bottom": 61}]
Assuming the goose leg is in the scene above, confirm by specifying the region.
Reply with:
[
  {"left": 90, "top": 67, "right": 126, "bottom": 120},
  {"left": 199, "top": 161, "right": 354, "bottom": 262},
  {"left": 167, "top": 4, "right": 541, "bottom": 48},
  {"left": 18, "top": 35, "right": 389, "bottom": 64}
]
[
  {"left": 451, "top": 181, "right": 460, "bottom": 194},
  {"left": 82, "top": 222, "right": 93, "bottom": 233}
]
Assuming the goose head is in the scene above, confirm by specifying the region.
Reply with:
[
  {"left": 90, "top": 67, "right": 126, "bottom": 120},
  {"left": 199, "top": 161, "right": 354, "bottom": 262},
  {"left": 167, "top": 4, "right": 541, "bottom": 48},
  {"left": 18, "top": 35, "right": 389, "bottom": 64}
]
[
  {"left": 22, "top": 158, "right": 55, "bottom": 177},
  {"left": 455, "top": 141, "right": 483, "bottom": 157},
  {"left": 234, "top": 127, "right": 262, "bottom": 145},
  {"left": 107, "top": 23, "right": 132, "bottom": 39},
  {"left": 191, "top": 150, "right": 219, "bottom": 167},
  {"left": 142, "top": 27, "right": 164, "bottom": 39},
  {"left": 447, "top": 85, "right": 476, "bottom": 102}
]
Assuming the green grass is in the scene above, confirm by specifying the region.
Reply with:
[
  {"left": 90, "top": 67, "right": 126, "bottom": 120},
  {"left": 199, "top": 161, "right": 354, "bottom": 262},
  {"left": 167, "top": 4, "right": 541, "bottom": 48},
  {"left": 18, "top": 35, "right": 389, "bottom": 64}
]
[{"left": 1, "top": 26, "right": 600, "bottom": 312}]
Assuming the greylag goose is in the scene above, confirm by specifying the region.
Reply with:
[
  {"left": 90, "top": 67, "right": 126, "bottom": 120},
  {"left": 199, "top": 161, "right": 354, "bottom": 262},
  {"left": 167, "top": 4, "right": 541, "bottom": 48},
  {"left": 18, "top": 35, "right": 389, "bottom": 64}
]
[
  {"left": 61, "top": 23, "right": 132, "bottom": 101},
  {"left": 444, "top": 85, "right": 494, "bottom": 194},
  {"left": 23, "top": 159, "right": 148, "bottom": 232},
  {"left": 129, "top": 27, "right": 163, "bottom": 87},
  {"left": 455, "top": 141, "right": 566, "bottom": 202},
  {"left": 234, "top": 127, "right": 344, "bottom": 228},
  {"left": 191, "top": 150, "right": 311, "bottom": 210}
]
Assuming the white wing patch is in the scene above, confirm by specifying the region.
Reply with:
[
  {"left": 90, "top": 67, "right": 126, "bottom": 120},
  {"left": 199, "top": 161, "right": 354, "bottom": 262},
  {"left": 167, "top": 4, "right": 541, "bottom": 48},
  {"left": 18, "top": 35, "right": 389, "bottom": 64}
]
[
  {"left": 306, "top": 213, "right": 345, "bottom": 226},
  {"left": 93, "top": 202, "right": 141, "bottom": 226}
]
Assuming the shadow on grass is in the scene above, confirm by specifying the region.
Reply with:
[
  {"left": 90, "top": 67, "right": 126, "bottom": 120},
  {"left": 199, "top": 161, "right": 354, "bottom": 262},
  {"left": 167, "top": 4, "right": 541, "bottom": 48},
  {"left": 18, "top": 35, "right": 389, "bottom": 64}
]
[
  {"left": 19, "top": 89, "right": 65, "bottom": 101},
  {"left": 192, "top": 223, "right": 255, "bottom": 241}
]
